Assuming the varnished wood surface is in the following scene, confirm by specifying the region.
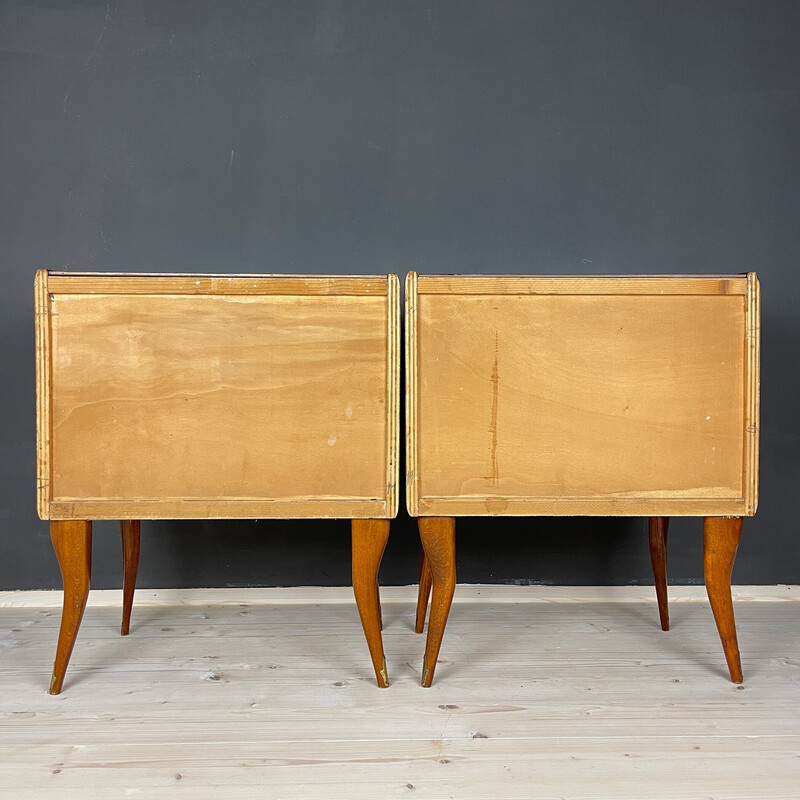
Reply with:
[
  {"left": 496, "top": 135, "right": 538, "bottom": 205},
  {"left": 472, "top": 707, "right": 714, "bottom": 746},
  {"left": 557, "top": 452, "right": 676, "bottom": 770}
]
[
  {"left": 351, "top": 519, "right": 391, "bottom": 688},
  {"left": 415, "top": 516, "right": 746, "bottom": 685},
  {"left": 406, "top": 272, "right": 760, "bottom": 517},
  {"left": 704, "top": 516, "right": 744, "bottom": 684},
  {"left": 2, "top": 586, "right": 798, "bottom": 799},
  {"left": 649, "top": 516, "right": 670, "bottom": 631},
  {"left": 415, "top": 551, "right": 432, "bottom": 634},
  {"left": 120, "top": 521, "right": 140, "bottom": 637},
  {"left": 418, "top": 517, "right": 456, "bottom": 687},
  {"left": 49, "top": 520, "right": 92, "bottom": 695},
  {"left": 51, "top": 517, "right": 392, "bottom": 693},
  {"left": 37, "top": 272, "right": 400, "bottom": 520}
]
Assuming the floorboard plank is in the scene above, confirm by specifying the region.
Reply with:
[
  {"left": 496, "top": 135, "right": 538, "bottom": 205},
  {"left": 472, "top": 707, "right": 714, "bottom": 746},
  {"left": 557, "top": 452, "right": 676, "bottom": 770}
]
[{"left": 1, "top": 587, "right": 798, "bottom": 799}]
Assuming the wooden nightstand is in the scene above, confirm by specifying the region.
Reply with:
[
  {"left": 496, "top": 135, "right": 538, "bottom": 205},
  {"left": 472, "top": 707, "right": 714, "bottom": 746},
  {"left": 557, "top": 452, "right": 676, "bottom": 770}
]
[
  {"left": 36, "top": 271, "right": 400, "bottom": 692},
  {"left": 406, "top": 272, "right": 760, "bottom": 686}
]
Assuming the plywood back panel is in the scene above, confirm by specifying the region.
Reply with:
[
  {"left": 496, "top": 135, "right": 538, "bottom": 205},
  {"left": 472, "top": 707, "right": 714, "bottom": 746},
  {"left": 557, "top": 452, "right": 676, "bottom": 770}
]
[
  {"left": 406, "top": 273, "right": 759, "bottom": 517},
  {"left": 36, "top": 272, "right": 400, "bottom": 520}
]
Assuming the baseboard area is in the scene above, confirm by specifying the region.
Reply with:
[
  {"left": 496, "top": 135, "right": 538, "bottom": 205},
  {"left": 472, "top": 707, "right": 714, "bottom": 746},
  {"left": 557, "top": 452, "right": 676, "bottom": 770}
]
[{"left": 1, "top": 584, "right": 797, "bottom": 607}]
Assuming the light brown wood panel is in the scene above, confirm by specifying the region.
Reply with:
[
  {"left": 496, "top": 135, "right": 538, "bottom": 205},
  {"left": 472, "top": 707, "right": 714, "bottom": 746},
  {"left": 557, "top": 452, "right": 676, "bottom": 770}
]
[
  {"left": 416, "top": 274, "right": 749, "bottom": 296},
  {"left": 46, "top": 272, "right": 391, "bottom": 296},
  {"left": 406, "top": 272, "right": 759, "bottom": 516},
  {"left": 36, "top": 272, "right": 400, "bottom": 519}
]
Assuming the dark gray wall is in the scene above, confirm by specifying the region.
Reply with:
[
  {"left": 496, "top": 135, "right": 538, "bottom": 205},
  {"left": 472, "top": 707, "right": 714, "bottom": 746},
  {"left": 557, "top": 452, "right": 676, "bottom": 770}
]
[{"left": 1, "top": 0, "right": 798, "bottom": 589}]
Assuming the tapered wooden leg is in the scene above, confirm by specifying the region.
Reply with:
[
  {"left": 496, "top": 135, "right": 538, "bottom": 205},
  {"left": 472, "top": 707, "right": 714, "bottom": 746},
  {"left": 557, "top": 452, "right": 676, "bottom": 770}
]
[
  {"left": 352, "top": 519, "right": 390, "bottom": 688},
  {"left": 648, "top": 516, "right": 670, "bottom": 631},
  {"left": 418, "top": 516, "right": 456, "bottom": 687},
  {"left": 49, "top": 520, "right": 92, "bottom": 695},
  {"left": 415, "top": 550, "right": 432, "bottom": 634},
  {"left": 704, "top": 516, "right": 743, "bottom": 683},
  {"left": 120, "top": 520, "right": 141, "bottom": 636},
  {"left": 374, "top": 577, "right": 383, "bottom": 631}
]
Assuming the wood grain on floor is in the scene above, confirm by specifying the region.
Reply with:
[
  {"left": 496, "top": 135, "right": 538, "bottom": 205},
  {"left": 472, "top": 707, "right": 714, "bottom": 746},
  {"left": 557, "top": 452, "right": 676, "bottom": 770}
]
[{"left": 1, "top": 586, "right": 798, "bottom": 799}]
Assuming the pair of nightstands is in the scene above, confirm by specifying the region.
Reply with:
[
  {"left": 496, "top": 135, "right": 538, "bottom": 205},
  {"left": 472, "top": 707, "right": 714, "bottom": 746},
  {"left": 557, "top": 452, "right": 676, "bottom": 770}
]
[{"left": 36, "top": 270, "right": 759, "bottom": 692}]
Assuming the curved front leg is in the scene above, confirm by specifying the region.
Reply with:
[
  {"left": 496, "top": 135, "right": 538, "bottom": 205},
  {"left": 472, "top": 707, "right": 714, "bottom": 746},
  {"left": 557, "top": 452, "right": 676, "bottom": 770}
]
[
  {"left": 648, "top": 516, "right": 670, "bottom": 631},
  {"left": 49, "top": 520, "right": 92, "bottom": 694},
  {"left": 703, "top": 516, "right": 743, "bottom": 683},
  {"left": 418, "top": 516, "right": 456, "bottom": 687},
  {"left": 120, "top": 520, "right": 141, "bottom": 636},
  {"left": 352, "top": 519, "right": 390, "bottom": 688}
]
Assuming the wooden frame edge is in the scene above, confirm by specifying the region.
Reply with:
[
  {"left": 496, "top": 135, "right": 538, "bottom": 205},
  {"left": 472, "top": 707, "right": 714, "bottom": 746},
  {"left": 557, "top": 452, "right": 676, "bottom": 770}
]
[
  {"left": 46, "top": 274, "right": 389, "bottom": 296},
  {"left": 415, "top": 274, "right": 749, "bottom": 296},
  {"left": 744, "top": 272, "right": 761, "bottom": 516},
  {"left": 415, "top": 497, "right": 749, "bottom": 517},
  {"left": 405, "top": 271, "right": 419, "bottom": 516},
  {"left": 386, "top": 274, "right": 400, "bottom": 518},
  {"left": 34, "top": 269, "right": 51, "bottom": 520},
  {"left": 48, "top": 498, "right": 389, "bottom": 520}
]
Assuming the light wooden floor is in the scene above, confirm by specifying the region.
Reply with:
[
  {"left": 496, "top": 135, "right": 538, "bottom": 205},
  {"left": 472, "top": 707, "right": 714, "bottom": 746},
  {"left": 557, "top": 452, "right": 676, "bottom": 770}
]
[{"left": 1, "top": 586, "right": 799, "bottom": 799}]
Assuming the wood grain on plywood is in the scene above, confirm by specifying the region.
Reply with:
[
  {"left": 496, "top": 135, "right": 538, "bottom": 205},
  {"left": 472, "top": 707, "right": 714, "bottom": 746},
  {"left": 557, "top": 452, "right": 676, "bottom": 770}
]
[
  {"left": 40, "top": 275, "right": 399, "bottom": 519},
  {"left": 407, "top": 273, "right": 758, "bottom": 517}
]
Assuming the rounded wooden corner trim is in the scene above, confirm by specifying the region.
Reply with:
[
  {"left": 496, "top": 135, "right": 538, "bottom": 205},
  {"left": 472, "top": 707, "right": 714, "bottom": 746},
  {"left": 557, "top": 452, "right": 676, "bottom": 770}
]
[
  {"left": 35, "top": 269, "right": 52, "bottom": 521},
  {"left": 404, "top": 271, "right": 420, "bottom": 518}
]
